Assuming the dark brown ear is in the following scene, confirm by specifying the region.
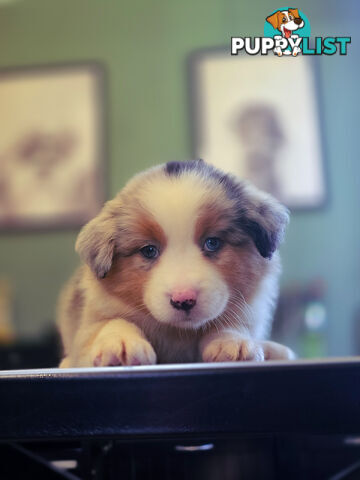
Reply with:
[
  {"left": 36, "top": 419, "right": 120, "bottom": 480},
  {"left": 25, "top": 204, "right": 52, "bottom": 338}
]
[
  {"left": 236, "top": 184, "right": 289, "bottom": 259},
  {"left": 75, "top": 202, "right": 117, "bottom": 279},
  {"left": 266, "top": 11, "right": 282, "bottom": 30}
]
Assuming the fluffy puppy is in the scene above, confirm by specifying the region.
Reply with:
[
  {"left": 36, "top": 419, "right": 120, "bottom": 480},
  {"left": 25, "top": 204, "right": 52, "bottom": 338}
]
[{"left": 57, "top": 160, "right": 294, "bottom": 367}]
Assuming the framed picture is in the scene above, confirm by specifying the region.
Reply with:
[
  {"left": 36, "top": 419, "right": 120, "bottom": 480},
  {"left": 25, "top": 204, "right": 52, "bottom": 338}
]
[
  {"left": 189, "top": 50, "right": 327, "bottom": 209},
  {"left": 0, "top": 63, "right": 106, "bottom": 229}
]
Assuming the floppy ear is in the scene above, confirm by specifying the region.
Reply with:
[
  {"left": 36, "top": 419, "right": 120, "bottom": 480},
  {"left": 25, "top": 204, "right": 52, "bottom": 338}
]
[
  {"left": 289, "top": 8, "right": 300, "bottom": 18},
  {"left": 236, "top": 184, "right": 289, "bottom": 259},
  {"left": 75, "top": 203, "right": 117, "bottom": 279},
  {"left": 266, "top": 11, "right": 282, "bottom": 30}
]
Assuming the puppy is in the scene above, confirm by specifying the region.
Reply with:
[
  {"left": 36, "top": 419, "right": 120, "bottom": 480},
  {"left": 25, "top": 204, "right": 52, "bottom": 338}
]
[
  {"left": 57, "top": 160, "right": 294, "bottom": 367},
  {"left": 266, "top": 8, "right": 304, "bottom": 56}
]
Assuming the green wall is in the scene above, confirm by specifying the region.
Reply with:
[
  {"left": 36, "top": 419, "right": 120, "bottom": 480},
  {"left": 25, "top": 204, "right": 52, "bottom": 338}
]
[{"left": 0, "top": 0, "right": 359, "bottom": 354}]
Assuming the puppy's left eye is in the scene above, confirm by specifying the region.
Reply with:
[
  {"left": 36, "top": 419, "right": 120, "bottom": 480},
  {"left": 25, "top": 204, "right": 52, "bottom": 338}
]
[
  {"left": 289, "top": 15, "right": 293, "bottom": 20},
  {"left": 140, "top": 245, "right": 159, "bottom": 259},
  {"left": 203, "top": 237, "right": 222, "bottom": 253}
]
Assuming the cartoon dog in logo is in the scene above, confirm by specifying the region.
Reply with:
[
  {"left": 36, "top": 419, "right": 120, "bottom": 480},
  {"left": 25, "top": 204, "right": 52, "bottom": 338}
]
[{"left": 266, "top": 8, "right": 304, "bottom": 56}]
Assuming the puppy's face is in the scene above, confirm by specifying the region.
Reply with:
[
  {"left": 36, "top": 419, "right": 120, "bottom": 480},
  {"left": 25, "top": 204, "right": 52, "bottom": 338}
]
[
  {"left": 76, "top": 161, "right": 289, "bottom": 330},
  {"left": 266, "top": 9, "right": 304, "bottom": 38}
]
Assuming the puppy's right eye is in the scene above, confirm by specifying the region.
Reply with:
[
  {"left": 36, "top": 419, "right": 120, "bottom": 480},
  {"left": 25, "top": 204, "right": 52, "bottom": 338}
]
[
  {"left": 282, "top": 17, "right": 286, "bottom": 22},
  {"left": 140, "top": 245, "right": 159, "bottom": 259},
  {"left": 203, "top": 237, "right": 223, "bottom": 253}
]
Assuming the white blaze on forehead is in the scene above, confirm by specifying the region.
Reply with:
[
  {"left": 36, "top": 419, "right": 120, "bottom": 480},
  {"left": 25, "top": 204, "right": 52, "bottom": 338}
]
[
  {"left": 138, "top": 173, "right": 210, "bottom": 245},
  {"left": 138, "top": 171, "right": 231, "bottom": 329}
]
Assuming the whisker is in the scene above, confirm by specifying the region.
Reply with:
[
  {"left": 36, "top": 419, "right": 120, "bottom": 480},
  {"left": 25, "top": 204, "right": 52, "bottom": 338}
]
[{"left": 228, "top": 289, "right": 255, "bottom": 324}]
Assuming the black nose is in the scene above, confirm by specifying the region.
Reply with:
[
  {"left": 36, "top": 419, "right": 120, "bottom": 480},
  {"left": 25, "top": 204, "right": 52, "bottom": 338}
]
[
  {"left": 294, "top": 17, "right": 303, "bottom": 25},
  {"left": 170, "top": 298, "right": 196, "bottom": 311}
]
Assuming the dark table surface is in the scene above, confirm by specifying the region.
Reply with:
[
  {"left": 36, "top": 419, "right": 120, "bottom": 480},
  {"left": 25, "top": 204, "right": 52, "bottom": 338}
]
[{"left": 0, "top": 358, "right": 359, "bottom": 442}]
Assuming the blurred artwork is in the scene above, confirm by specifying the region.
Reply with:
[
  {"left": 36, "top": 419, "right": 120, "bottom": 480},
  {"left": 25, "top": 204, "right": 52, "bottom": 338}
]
[
  {"left": 0, "top": 278, "right": 15, "bottom": 344},
  {"left": 191, "top": 53, "right": 326, "bottom": 208},
  {"left": 231, "top": 104, "right": 284, "bottom": 198},
  {"left": 0, "top": 64, "right": 105, "bottom": 228}
]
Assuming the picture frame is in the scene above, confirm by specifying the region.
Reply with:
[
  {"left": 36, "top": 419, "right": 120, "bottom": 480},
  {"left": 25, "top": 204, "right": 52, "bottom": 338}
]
[
  {"left": 0, "top": 62, "right": 106, "bottom": 230},
  {"left": 188, "top": 49, "right": 327, "bottom": 210}
]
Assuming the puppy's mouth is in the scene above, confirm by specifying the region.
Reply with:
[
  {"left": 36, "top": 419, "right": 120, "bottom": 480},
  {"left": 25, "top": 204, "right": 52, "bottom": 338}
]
[
  {"left": 283, "top": 27, "right": 291, "bottom": 39},
  {"left": 169, "top": 302, "right": 228, "bottom": 330},
  {"left": 171, "top": 310, "right": 206, "bottom": 329},
  {"left": 145, "top": 285, "right": 230, "bottom": 330}
]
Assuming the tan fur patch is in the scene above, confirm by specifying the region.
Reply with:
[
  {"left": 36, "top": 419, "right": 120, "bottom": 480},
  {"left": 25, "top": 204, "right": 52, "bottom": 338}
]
[
  {"left": 66, "top": 285, "right": 84, "bottom": 320},
  {"left": 131, "top": 211, "right": 167, "bottom": 249},
  {"left": 101, "top": 253, "right": 153, "bottom": 315},
  {"left": 194, "top": 198, "right": 233, "bottom": 243},
  {"left": 206, "top": 243, "right": 268, "bottom": 335},
  {"left": 101, "top": 212, "right": 167, "bottom": 312},
  {"left": 194, "top": 193, "right": 268, "bottom": 333},
  {"left": 195, "top": 193, "right": 267, "bottom": 309},
  {"left": 216, "top": 243, "right": 268, "bottom": 303},
  {"left": 116, "top": 201, "right": 167, "bottom": 255}
]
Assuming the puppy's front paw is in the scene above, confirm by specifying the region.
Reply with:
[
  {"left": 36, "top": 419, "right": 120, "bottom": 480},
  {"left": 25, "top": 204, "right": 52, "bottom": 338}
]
[
  {"left": 59, "top": 357, "right": 71, "bottom": 368},
  {"left": 261, "top": 340, "right": 296, "bottom": 360},
  {"left": 91, "top": 336, "right": 156, "bottom": 367},
  {"left": 202, "top": 337, "right": 264, "bottom": 362}
]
